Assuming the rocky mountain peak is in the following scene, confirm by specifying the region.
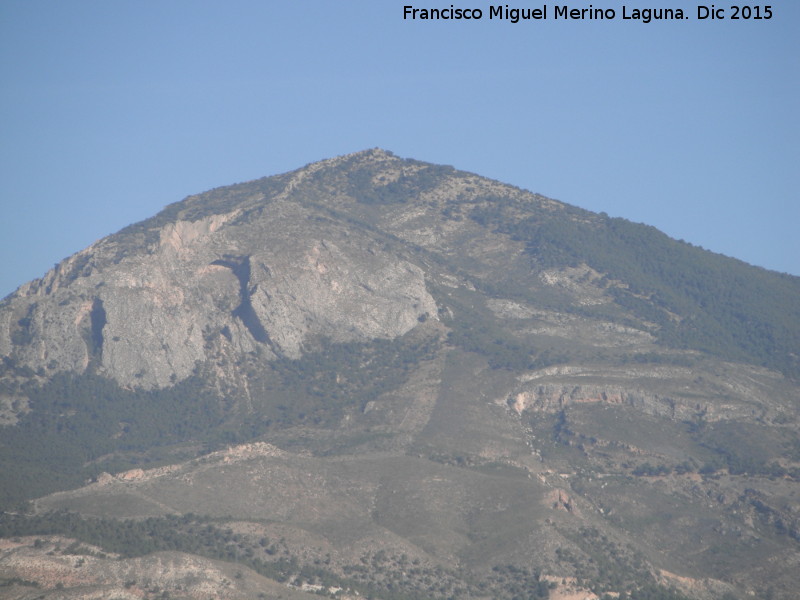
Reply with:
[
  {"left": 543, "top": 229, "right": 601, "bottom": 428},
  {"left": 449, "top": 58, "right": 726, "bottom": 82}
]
[
  {"left": 1, "top": 151, "right": 444, "bottom": 389},
  {"left": 1, "top": 151, "right": 799, "bottom": 600}
]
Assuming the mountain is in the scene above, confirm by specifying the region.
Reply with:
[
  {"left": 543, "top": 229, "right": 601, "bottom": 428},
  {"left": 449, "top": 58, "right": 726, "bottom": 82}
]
[{"left": 1, "top": 149, "right": 798, "bottom": 600}]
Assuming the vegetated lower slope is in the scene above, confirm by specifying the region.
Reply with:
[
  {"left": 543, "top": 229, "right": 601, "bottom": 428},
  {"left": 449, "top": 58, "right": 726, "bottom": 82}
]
[
  {"left": 469, "top": 201, "right": 800, "bottom": 378},
  {"left": 0, "top": 530, "right": 324, "bottom": 600},
  {"left": 0, "top": 149, "right": 799, "bottom": 600}
]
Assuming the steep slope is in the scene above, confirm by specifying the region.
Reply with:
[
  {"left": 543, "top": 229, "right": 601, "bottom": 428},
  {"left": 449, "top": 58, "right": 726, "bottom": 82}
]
[
  {"left": 2, "top": 149, "right": 798, "bottom": 389},
  {"left": 1, "top": 149, "right": 799, "bottom": 599}
]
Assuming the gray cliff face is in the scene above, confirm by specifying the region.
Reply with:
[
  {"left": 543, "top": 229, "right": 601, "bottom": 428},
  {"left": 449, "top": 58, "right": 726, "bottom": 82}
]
[{"left": 0, "top": 152, "right": 437, "bottom": 389}]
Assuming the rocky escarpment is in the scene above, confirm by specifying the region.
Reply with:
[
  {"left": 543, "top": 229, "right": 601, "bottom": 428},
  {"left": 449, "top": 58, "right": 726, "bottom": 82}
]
[
  {"left": 0, "top": 156, "right": 437, "bottom": 389},
  {"left": 503, "top": 362, "right": 789, "bottom": 424},
  {"left": 508, "top": 382, "right": 683, "bottom": 419}
]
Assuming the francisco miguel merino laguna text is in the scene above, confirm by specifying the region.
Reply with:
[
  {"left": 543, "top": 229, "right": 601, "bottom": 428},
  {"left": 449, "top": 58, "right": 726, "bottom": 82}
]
[{"left": 403, "top": 5, "right": 693, "bottom": 23}]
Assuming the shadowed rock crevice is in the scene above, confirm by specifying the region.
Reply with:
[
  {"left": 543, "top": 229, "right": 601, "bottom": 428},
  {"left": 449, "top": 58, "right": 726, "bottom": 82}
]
[
  {"left": 10, "top": 304, "right": 36, "bottom": 346},
  {"left": 89, "top": 298, "right": 107, "bottom": 356},
  {"left": 211, "top": 256, "right": 271, "bottom": 345}
]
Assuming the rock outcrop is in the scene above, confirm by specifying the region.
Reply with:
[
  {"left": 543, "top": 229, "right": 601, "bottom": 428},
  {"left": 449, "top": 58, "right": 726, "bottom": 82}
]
[{"left": 1, "top": 152, "right": 437, "bottom": 389}]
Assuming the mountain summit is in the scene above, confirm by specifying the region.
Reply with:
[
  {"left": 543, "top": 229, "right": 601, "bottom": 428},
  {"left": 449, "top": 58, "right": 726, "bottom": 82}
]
[{"left": 1, "top": 150, "right": 799, "bottom": 599}]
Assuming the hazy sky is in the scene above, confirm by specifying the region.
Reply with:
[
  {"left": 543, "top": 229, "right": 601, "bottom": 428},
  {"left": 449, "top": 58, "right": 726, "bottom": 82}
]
[{"left": 2, "top": 1, "right": 798, "bottom": 298}]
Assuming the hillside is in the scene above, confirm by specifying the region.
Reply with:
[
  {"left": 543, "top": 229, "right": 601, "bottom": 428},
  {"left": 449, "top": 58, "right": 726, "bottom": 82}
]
[{"left": 1, "top": 149, "right": 799, "bottom": 600}]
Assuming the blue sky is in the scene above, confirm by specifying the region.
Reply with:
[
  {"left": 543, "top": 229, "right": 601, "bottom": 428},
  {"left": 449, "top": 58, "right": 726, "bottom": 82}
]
[{"left": 1, "top": 1, "right": 798, "bottom": 298}]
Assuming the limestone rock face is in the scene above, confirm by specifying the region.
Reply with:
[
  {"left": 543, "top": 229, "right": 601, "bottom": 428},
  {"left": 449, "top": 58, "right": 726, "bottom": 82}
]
[
  {"left": 0, "top": 152, "right": 437, "bottom": 389},
  {"left": 504, "top": 363, "right": 788, "bottom": 423}
]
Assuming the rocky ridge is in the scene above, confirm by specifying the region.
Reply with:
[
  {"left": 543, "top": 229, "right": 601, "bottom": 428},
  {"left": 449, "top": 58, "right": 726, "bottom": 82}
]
[
  {"left": 1, "top": 172, "right": 436, "bottom": 390},
  {"left": 1, "top": 149, "right": 799, "bottom": 599}
]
